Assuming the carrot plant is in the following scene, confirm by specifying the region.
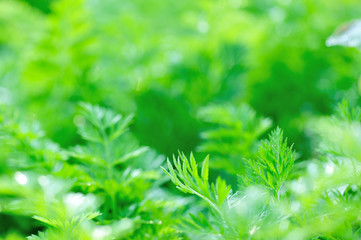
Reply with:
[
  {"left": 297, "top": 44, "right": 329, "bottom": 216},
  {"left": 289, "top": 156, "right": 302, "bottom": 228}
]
[
  {"left": 3, "top": 100, "right": 361, "bottom": 239},
  {"left": 1, "top": 1, "right": 361, "bottom": 239},
  {"left": 163, "top": 103, "right": 361, "bottom": 239}
]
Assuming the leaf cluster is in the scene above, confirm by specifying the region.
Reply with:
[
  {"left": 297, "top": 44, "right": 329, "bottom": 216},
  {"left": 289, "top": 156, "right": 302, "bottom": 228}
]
[
  {"left": 243, "top": 127, "right": 295, "bottom": 198},
  {"left": 197, "top": 104, "right": 272, "bottom": 174}
]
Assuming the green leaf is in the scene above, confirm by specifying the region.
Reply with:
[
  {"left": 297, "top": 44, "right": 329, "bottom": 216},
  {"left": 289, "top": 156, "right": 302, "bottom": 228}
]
[
  {"left": 201, "top": 155, "right": 209, "bottom": 183},
  {"left": 243, "top": 127, "right": 295, "bottom": 197},
  {"left": 112, "top": 146, "right": 149, "bottom": 166}
]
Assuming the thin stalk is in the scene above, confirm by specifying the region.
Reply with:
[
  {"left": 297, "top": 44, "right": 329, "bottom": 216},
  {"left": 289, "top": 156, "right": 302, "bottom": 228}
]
[{"left": 100, "top": 127, "right": 118, "bottom": 219}]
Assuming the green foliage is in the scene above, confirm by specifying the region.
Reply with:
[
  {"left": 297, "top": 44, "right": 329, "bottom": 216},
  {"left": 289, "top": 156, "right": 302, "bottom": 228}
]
[
  {"left": 3, "top": 0, "right": 361, "bottom": 155},
  {"left": 197, "top": 104, "right": 272, "bottom": 174},
  {"left": 69, "top": 103, "right": 151, "bottom": 221},
  {"left": 162, "top": 152, "right": 275, "bottom": 239},
  {"left": 243, "top": 128, "right": 295, "bottom": 197},
  {"left": 0, "top": 173, "right": 100, "bottom": 240},
  {"left": 163, "top": 153, "right": 231, "bottom": 214},
  {"left": 2, "top": 0, "right": 361, "bottom": 239},
  {"left": 0, "top": 104, "right": 182, "bottom": 239},
  {"left": 163, "top": 153, "right": 239, "bottom": 238},
  {"left": 0, "top": 104, "right": 67, "bottom": 173},
  {"left": 162, "top": 119, "right": 361, "bottom": 239},
  {"left": 68, "top": 104, "right": 183, "bottom": 238},
  {"left": 334, "top": 100, "right": 361, "bottom": 122}
]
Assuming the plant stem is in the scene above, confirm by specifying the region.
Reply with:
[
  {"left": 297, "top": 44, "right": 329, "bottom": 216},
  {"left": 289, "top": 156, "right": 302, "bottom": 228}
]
[{"left": 100, "top": 127, "right": 118, "bottom": 219}]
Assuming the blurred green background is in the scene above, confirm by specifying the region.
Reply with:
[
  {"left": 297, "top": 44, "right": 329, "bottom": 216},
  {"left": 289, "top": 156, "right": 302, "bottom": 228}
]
[
  {"left": 2, "top": 0, "right": 361, "bottom": 239},
  {"left": 1, "top": 0, "right": 361, "bottom": 158}
]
